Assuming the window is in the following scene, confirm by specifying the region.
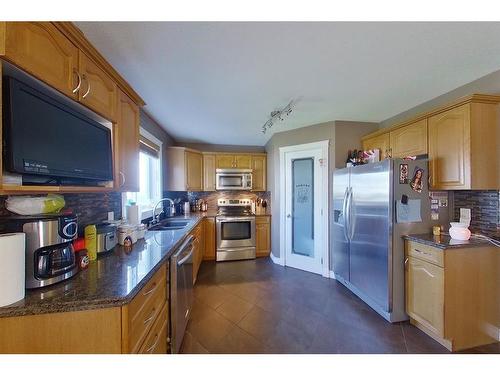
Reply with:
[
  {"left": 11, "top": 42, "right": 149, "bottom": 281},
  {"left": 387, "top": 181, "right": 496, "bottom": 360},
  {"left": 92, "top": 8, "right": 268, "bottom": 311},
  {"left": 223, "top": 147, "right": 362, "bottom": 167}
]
[{"left": 124, "top": 129, "right": 162, "bottom": 220}]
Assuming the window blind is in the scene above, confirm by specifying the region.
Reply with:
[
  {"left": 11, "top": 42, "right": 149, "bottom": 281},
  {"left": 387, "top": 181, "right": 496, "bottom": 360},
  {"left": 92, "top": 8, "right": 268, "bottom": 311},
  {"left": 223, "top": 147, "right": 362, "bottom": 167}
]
[{"left": 139, "top": 135, "right": 160, "bottom": 158}]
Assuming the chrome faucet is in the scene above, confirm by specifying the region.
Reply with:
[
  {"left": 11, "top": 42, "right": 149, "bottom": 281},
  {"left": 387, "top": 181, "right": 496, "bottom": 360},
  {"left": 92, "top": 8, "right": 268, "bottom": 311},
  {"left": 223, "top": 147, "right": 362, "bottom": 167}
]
[{"left": 151, "top": 198, "right": 175, "bottom": 225}]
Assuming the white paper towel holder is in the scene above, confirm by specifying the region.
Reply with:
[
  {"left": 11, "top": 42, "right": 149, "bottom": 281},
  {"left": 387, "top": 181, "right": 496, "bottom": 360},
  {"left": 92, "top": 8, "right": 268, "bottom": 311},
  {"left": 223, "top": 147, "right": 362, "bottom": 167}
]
[{"left": 0, "top": 232, "right": 26, "bottom": 307}]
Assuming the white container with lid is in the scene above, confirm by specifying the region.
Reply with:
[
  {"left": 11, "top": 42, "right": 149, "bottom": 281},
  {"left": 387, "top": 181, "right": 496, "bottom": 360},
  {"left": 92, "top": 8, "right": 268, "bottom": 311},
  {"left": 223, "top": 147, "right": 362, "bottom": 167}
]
[
  {"left": 117, "top": 224, "right": 137, "bottom": 245},
  {"left": 449, "top": 222, "right": 471, "bottom": 241}
]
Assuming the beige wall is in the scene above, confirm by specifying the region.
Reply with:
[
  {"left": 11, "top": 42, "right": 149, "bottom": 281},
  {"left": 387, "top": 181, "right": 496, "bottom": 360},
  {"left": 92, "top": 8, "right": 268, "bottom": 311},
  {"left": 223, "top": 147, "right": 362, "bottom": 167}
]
[{"left": 334, "top": 121, "right": 379, "bottom": 169}]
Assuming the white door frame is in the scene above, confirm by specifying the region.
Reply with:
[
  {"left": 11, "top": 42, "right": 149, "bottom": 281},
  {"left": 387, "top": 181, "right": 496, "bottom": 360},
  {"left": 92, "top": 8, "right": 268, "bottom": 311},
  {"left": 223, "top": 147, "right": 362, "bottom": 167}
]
[{"left": 279, "top": 140, "right": 329, "bottom": 277}]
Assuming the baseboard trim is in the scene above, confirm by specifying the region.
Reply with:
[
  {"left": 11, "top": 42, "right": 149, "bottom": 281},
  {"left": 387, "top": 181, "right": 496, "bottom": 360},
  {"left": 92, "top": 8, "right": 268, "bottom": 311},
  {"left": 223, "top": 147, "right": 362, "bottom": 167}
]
[
  {"left": 329, "top": 271, "right": 336, "bottom": 279},
  {"left": 270, "top": 252, "right": 284, "bottom": 266}
]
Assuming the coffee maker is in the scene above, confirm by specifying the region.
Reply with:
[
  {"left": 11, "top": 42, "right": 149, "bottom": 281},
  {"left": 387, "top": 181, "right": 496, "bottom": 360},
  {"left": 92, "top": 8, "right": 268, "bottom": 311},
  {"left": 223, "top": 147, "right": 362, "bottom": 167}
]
[{"left": 5, "top": 214, "right": 79, "bottom": 289}]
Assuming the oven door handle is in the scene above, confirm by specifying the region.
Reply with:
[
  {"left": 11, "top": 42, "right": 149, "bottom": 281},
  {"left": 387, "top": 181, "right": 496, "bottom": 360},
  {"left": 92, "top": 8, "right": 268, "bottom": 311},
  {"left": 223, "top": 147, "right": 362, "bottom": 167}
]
[{"left": 217, "top": 217, "right": 256, "bottom": 222}]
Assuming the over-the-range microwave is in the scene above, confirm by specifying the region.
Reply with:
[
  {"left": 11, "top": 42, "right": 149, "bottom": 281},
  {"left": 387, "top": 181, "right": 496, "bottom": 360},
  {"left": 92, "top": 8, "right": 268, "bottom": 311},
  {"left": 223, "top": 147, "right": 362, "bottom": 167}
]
[{"left": 215, "top": 169, "right": 252, "bottom": 190}]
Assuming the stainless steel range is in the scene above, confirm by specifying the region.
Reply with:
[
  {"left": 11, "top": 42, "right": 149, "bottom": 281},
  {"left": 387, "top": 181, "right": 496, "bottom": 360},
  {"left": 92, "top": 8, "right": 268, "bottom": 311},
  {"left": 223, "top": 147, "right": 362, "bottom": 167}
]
[{"left": 216, "top": 199, "right": 256, "bottom": 261}]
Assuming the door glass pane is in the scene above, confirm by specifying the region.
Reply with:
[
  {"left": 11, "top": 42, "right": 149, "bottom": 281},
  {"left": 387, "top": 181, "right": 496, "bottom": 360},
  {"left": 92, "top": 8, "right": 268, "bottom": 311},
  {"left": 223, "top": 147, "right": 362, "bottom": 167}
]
[
  {"left": 221, "top": 222, "right": 251, "bottom": 240},
  {"left": 292, "top": 158, "right": 314, "bottom": 257}
]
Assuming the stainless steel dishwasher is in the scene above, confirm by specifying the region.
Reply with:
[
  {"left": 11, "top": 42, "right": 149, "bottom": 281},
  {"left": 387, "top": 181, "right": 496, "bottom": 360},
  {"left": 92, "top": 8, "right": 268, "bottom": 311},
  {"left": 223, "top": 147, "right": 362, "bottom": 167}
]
[{"left": 170, "top": 235, "right": 194, "bottom": 353}]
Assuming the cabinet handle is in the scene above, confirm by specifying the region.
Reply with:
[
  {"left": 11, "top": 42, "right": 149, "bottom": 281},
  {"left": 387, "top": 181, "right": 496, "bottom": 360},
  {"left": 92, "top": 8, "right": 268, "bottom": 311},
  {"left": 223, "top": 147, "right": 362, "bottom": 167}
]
[
  {"left": 72, "top": 69, "right": 82, "bottom": 93},
  {"left": 119, "top": 171, "right": 126, "bottom": 188},
  {"left": 404, "top": 257, "right": 409, "bottom": 268},
  {"left": 143, "top": 282, "right": 157, "bottom": 296},
  {"left": 143, "top": 308, "right": 156, "bottom": 325},
  {"left": 146, "top": 333, "right": 160, "bottom": 353},
  {"left": 82, "top": 74, "right": 91, "bottom": 98}
]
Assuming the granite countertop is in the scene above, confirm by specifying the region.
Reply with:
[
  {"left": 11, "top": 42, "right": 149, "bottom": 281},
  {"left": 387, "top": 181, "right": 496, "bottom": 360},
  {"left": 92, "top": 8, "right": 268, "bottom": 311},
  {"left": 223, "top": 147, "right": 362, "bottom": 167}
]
[
  {"left": 404, "top": 233, "right": 491, "bottom": 250},
  {"left": 0, "top": 214, "right": 205, "bottom": 318}
]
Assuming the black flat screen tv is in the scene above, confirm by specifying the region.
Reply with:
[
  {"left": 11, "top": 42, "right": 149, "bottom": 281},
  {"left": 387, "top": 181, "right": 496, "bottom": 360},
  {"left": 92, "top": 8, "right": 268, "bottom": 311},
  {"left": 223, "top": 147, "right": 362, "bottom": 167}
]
[{"left": 3, "top": 76, "right": 113, "bottom": 183}]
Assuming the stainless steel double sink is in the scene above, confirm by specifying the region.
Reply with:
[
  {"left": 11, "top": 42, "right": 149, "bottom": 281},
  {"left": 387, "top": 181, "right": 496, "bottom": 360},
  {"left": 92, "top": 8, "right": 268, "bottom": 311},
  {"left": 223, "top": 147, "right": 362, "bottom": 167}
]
[{"left": 148, "top": 218, "right": 190, "bottom": 231}]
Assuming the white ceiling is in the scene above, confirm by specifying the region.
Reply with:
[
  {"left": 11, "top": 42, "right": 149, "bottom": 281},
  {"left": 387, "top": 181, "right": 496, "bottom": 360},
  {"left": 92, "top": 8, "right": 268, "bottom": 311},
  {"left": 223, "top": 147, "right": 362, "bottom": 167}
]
[{"left": 76, "top": 22, "right": 500, "bottom": 146}]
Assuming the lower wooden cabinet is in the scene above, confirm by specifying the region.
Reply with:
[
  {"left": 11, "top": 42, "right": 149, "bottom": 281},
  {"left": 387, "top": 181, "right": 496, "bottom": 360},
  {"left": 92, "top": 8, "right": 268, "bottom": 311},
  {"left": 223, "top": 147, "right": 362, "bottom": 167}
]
[
  {"left": 405, "top": 240, "right": 499, "bottom": 351},
  {"left": 406, "top": 256, "right": 444, "bottom": 336},
  {"left": 122, "top": 263, "right": 168, "bottom": 353},
  {"left": 138, "top": 302, "right": 169, "bottom": 354},
  {"left": 0, "top": 263, "right": 169, "bottom": 354},
  {"left": 191, "top": 221, "right": 204, "bottom": 284},
  {"left": 255, "top": 216, "right": 271, "bottom": 257},
  {"left": 203, "top": 217, "right": 216, "bottom": 260}
]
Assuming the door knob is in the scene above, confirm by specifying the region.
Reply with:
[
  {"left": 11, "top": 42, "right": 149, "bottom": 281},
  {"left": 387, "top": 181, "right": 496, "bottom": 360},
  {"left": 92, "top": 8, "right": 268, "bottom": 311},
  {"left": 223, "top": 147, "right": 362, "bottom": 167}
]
[{"left": 287, "top": 214, "right": 291, "bottom": 218}]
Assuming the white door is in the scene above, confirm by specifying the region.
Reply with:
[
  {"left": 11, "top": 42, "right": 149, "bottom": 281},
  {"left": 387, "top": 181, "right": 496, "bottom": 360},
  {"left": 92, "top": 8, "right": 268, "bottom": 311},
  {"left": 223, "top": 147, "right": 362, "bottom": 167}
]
[{"left": 283, "top": 143, "right": 327, "bottom": 275}]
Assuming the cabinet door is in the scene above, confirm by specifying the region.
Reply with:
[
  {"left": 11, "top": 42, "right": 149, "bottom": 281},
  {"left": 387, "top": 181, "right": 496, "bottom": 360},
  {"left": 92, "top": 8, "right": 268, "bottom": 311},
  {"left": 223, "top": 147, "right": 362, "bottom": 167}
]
[
  {"left": 216, "top": 154, "right": 235, "bottom": 169},
  {"left": 428, "top": 104, "right": 471, "bottom": 189},
  {"left": 115, "top": 90, "right": 140, "bottom": 192},
  {"left": 255, "top": 217, "right": 271, "bottom": 257},
  {"left": 3, "top": 22, "right": 79, "bottom": 97},
  {"left": 185, "top": 151, "right": 203, "bottom": 191},
  {"left": 362, "top": 133, "right": 390, "bottom": 159},
  {"left": 203, "top": 153, "right": 216, "bottom": 191},
  {"left": 251, "top": 155, "right": 267, "bottom": 191},
  {"left": 390, "top": 119, "right": 428, "bottom": 158},
  {"left": 79, "top": 51, "right": 117, "bottom": 121},
  {"left": 235, "top": 154, "right": 252, "bottom": 169},
  {"left": 406, "top": 256, "right": 444, "bottom": 336},
  {"left": 203, "top": 218, "right": 216, "bottom": 261}
]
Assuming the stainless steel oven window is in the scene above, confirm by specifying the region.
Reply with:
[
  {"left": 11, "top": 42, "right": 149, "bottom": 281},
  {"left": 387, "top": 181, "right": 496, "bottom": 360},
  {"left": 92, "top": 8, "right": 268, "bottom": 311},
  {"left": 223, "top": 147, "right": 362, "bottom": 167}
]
[{"left": 221, "top": 221, "right": 251, "bottom": 241}]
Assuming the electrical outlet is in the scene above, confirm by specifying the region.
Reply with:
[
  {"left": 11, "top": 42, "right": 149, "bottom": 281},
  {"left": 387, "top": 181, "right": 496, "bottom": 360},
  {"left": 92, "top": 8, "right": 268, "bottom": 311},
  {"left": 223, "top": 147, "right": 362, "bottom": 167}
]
[{"left": 107, "top": 211, "right": 114, "bottom": 221}]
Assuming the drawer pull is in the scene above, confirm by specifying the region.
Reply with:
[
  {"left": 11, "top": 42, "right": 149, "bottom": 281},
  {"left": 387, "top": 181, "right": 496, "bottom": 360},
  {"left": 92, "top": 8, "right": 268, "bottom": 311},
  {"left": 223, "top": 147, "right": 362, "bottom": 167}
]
[
  {"left": 143, "top": 308, "right": 156, "bottom": 325},
  {"left": 146, "top": 334, "right": 160, "bottom": 353},
  {"left": 413, "top": 248, "right": 431, "bottom": 256},
  {"left": 143, "top": 282, "right": 158, "bottom": 296}
]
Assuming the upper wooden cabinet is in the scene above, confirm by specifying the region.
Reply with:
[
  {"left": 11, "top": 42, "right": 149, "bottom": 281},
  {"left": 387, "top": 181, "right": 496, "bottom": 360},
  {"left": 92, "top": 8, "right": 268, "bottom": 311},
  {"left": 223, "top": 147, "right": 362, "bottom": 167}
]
[
  {"left": 216, "top": 153, "right": 251, "bottom": 169},
  {"left": 362, "top": 133, "right": 390, "bottom": 159},
  {"left": 78, "top": 52, "right": 117, "bottom": 121},
  {"left": 428, "top": 102, "right": 499, "bottom": 190},
  {"left": 255, "top": 216, "right": 271, "bottom": 257},
  {"left": 361, "top": 94, "right": 500, "bottom": 190},
  {"left": 203, "top": 153, "right": 216, "bottom": 191},
  {"left": 115, "top": 90, "right": 140, "bottom": 192},
  {"left": 251, "top": 155, "right": 267, "bottom": 191},
  {"left": 185, "top": 151, "right": 203, "bottom": 191},
  {"left": 1, "top": 22, "right": 79, "bottom": 98},
  {"left": 166, "top": 147, "right": 203, "bottom": 191},
  {"left": 390, "top": 119, "right": 428, "bottom": 158}
]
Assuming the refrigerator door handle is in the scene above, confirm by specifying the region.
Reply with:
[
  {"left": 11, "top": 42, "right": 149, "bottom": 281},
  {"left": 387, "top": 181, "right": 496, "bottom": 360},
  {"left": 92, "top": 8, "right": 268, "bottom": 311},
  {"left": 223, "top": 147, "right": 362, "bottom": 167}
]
[
  {"left": 342, "top": 187, "right": 349, "bottom": 241},
  {"left": 348, "top": 187, "right": 356, "bottom": 241},
  {"left": 345, "top": 187, "right": 352, "bottom": 241}
]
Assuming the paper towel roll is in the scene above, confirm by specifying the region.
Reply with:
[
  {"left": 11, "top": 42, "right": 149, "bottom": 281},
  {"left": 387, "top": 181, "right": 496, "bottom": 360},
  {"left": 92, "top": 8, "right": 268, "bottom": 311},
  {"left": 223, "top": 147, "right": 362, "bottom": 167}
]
[
  {"left": 126, "top": 204, "right": 140, "bottom": 225},
  {"left": 0, "top": 233, "right": 25, "bottom": 307}
]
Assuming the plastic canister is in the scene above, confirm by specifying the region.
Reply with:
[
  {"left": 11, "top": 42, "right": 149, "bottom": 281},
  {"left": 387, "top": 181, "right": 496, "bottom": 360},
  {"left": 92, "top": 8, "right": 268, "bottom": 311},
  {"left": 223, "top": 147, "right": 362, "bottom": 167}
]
[{"left": 84, "top": 225, "right": 97, "bottom": 261}]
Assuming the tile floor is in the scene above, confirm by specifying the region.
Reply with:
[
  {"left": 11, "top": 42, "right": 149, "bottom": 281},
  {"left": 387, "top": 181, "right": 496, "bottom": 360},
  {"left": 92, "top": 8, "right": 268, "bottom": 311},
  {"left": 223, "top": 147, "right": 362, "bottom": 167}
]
[{"left": 180, "top": 258, "right": 500, "bottom": 354}]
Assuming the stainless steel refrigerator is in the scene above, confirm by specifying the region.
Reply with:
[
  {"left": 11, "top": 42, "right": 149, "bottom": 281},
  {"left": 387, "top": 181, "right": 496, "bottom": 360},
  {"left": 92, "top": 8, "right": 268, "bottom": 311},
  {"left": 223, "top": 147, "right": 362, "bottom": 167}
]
[{"left": 332, "top": 159, "right": 448, "bottom": 322}]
